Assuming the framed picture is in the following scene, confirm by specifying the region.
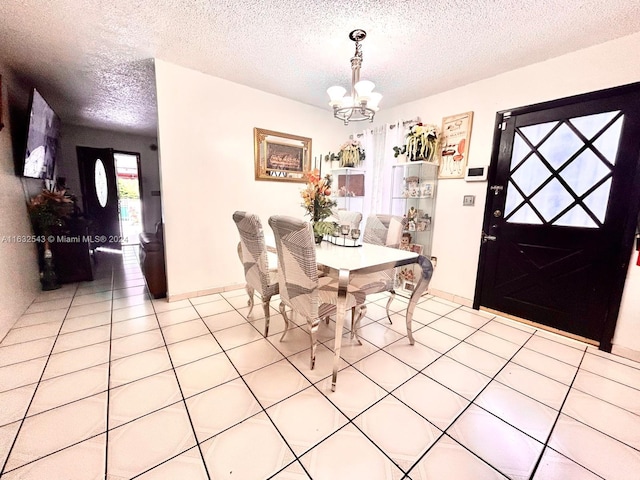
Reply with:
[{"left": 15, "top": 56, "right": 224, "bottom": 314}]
[
  {"left": 439, "top": 111, "right": 473, "bottom": 179},
  {"left": 403, "top": 280, "right": 416, "bottom": 292},
  {"left": 409, "top": 243, "right": 424, "bottom": 255},
  {"left": 254, "top": 127, "right": 311, "bottom": 183}
]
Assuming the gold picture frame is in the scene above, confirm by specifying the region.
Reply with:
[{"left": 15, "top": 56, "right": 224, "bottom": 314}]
[
  {"left": 439, "top": 111, "right": 474, "bottom": 179},
  {"left": 254, "top": 127, "right": 312, "bottom": 183}
]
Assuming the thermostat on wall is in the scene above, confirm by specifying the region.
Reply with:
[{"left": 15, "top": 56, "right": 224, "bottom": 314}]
[{"left": 465, "top": 165, "right": 488, "bottom": 182}]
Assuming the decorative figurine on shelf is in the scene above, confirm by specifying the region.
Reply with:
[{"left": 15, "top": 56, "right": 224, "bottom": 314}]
[
  {"left": 407, "top": 206, "right": 418, "bottom": 223},
  {"left": 400, "top": 232, "right": 412, "bottom": 251}
]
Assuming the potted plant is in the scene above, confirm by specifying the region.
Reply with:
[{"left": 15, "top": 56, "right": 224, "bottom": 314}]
[
  {"left": 338, "top": 139, "right": 365, "bottom": 167},
  {"left": 300, "top": 169, "right": 337, "bottom": 243},
  {"left": 393, "top": 123, "right": 439, "bottom": 162}
]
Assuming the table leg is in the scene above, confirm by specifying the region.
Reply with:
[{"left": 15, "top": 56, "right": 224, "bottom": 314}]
[
  {"left": 332, "top": 268, "right": 350, "bottom": 392},
  {"left": 405, "top": 257, "right": 434, "bottom": 345}
]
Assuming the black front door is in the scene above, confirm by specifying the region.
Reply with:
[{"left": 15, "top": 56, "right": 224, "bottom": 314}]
[
  {"left": 474, "top": 83, "right": 640, "bottom": 349},
  {"left": 77, "top": 146, "right": 121, "bottom": 250}
]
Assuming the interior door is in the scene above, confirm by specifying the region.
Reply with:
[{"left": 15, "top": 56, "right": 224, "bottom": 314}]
[
  {"left": 474, "top": 83, "right": 640, "bottom": 349},
  {"left": 77, "top": 146, "right": 121, "bottom": 250}
]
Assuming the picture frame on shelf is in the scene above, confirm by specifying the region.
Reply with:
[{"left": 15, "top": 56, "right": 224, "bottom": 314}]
[
  {"left": 254, "top": 127, "right": 311, "bottom": 183},
  {"left": 439, "top": 111, "right": 473, "bottom": 179},
  {"left": 403, "top": 280, "right": 416, "bottom": 292},
  {"left": 409, "top": 243, "right": 424, "bottom": 255}
]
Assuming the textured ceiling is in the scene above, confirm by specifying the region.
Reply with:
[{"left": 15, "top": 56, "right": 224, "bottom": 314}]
[{"left": 1, "top": 0, "right": 640, "bottom": 136}]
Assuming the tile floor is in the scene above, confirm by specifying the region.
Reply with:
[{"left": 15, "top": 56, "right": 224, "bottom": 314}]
[{"left": 1, "top": 247, "right": 640, "bottom": 479}]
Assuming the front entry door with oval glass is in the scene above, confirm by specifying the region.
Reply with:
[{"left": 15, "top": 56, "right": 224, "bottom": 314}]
[
  {"left": 77, "top": 147, "right": 121, "bottom": 250},
  {"left": 475, "top": 83, "right": 640, "bottom": 349}
]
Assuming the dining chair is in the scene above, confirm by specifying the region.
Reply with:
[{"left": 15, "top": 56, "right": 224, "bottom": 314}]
[
  {"left": 352, "top": 214, "right": 407, "bottom": 323},
  {"left": 232, "top": 211, "right": 279, "bottom": 337},
  {"left": 268, "top": 215, "right": 367, "bottom": 369},
  {"left": 335, "top": 209, "right": 363, "bottom": 231}
]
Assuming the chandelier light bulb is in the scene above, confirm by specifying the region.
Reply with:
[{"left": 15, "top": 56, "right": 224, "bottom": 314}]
[
  {"left": 354, "top": 80, "right": 375, "bottom": 100},
  {"left": 327, "top": 86, "right": 346, "bottom": 106},
  {"left": 368, "top": 92, "right": 382, "bottom": 110}
]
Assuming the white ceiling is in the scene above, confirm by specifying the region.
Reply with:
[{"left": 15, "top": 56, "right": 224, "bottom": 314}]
[{"left": 1, "top": 0, "right": 640, "bottom": 137}]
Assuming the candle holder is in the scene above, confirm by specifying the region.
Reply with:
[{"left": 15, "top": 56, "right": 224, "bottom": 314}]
[
  {"left": 340, "top": 224, "right": 350, "bottom": 246},
  {"left": 350, "top": 228, "right": 361, "bottom": 246}
]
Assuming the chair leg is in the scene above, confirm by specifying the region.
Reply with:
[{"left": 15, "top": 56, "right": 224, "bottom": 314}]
[
  {"left": 385, "top": 290, "right": 396, "bottom": 324},
  {"left": 279, "top": 302, "right": 290, "bottom": 341},
  {"left": 246, "top": 285, "right": 255, "bottom": 316},
  {"left": 309, "top": 317, "right": 321, "bottom": 370},
  {"left": 262, "top": 298, "right": 271, "bottom": 338},
  {"left": 350, "top": 305, "right": 367, "bottom": 345}
]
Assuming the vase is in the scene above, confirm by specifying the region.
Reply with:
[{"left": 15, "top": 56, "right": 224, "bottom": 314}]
[
  {"left": 40, "top": 241, "right": 61, "bottom": 291},
  {"left": 314, "top": 234, "right": 323, "bottom": 245}
]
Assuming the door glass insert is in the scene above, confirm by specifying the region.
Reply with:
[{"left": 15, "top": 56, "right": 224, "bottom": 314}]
[
  {"left": 505, "top": 112, "right": 623, "bottom": 228},
  {"left": 94, "top": 159, "right": 108, "bottom": 208}
]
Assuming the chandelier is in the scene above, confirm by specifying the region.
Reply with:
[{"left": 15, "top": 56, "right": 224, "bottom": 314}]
[{"left": 327, "top": 29, "right": 382, "bottom": 125}]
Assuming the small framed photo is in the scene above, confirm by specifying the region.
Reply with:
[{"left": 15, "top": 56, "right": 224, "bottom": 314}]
[
  {"left": 254, "top": 127, "right": 312, "bottom": 183},
  {"left": 403, "top": 280, "right": 416, "bottom": 292},
  {"left": 409, "top": 243, "right": 424, "bottom": 255}
]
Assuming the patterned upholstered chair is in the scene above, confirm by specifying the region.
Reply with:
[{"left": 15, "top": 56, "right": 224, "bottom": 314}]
[
  {"left": 335, "top": 210, "right": 363, "bottom": 232},
  {"left": 232, "top": 211, "right": 279, "bottom": 337},
  {"left": 351, "top": 214, "right": 407, "bottom": 323},
  {"left": 268, "top": 215, "right": 367, "bottom": 369}
]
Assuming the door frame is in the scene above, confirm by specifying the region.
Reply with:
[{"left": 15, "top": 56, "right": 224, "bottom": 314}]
[
  {"left": 473, "top": 81, "right": 640, "bottom": 351},
  {"left": 113, "top": 150, "right": 145, "bottom": 237}
]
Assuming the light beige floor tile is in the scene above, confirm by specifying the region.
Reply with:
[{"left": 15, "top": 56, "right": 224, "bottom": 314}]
[
  {"left": 111, "top": 302, "right": 156, "bottom": 322},
  {"left": 107, "top": 403, "right": 197, "bottom": 479},
  {"left": 429, "top": 318, "right": 477, "bottom": 340},
  {"left": 186, "top": 377, "right": 261, "bottom": 442},
  {"left": 495, "top": 363, "right": 570, "bottom": 411},
  {"left": 419, "top": 299, "right": 458, "bottom": 316},
  {"left": 135, "top": 446, "right": 208, "bottom": 479},
  {"left": 445, "top": 308, "right": 492, "bottom": 329},
  {"left": 112, "top": 294, "right": 150, "bottom": 310},
  {"left": 475, "top": 381, "right": 557, "bottom": 443},
  {"left": 354, "top": 395, "right": 442, "bottom": 472},
  {"left": 0, "top": 337, "right": 55, "bottom": 367},
  {"left": 109, "top": 347, "right": 173, "bottom": 388},
  {"left": 562, "top": 389, "right": 640, "bottom": 449},
  {"left": 111, "top": 314, "right": 158, "bottom": 338},
  {"left": 315, "top": 367, "right": 387, "bottom": 418},
  {"left": 465, "top": 330, "right": 522, "bottom": 359},
  {"left": 393, "top": 373, "right": 469, "bottom": 430},
  {"left": 480, "top": 320, "right": 533, "bottom": 344},
  {"left": 382, "top": 339, "right": 440, "bottom": 371},
  {"left": 66, "top": 300, "right": 112, "bottom": 319},
  {"left": 1, "top": 321, "right": 61, "bottom": 345},
  {"left": 266, "top": 326, "right": 311, "bottom": 357},
  {"left": 174, "top": 352, "right": 239, "bottom": 397},
  {"left": 409, "top": 434, "right": 506, "bottom": 480},
  {"left": 71, "top": 291, "right": 113, "bottom": 307},
  {"left": 161, "top": 318, "right": 209, "bottom": 344},
  {"left": 573, "top": 368, "right": 640, "bottom": 414},
  {"left": 446, "top": 342, "right": 508, "bottom": 378},
  {"left": 59, "top": 311, "right": 111, "bottom": 334},
  {"left": 201, "top": 411, "right": 296, "bottom": 479},
  {"left": 0, "top": 421, "right": 21, "bottom": 469},
  {"left": 525, "top": 334, "right": 586, "bottom": 366},
  {"left": 549, "top": 414, "right": 640, "bottom": 480},
  {"left": 512, "top": 348, "right": 579, "bottom": 385},
  {"left": 29, "top": 364, "right": 109, "bottom": 415},
  {"left": 243, "top": 359, "right": 311, "bottom": 407},
  {"left": 267, "top": 386, "right": 349, "bottom": 456},
  {"left": 287, "top": 344, "right": 349, "bottom": 383},
  {"left": 533, "top": 447, "right": 602, "bottom": 480},
  {"left": 412, "top": 326, "right": 460, "bottom": 354},
  {"left": 0, "top": 357, "right": 48, "bottom": 391},
  {"left": 166, "top": 335, "right": 222, "bottom": 367},
  {"left": 53, "top": 325, "right": 111, "bottom": 353},
  {"left": 10, "top": 308, "right": 67, "bottom": 330},
  {"left": 352, "top": 350, "right": 417, "bottom": 391},
  {"left": 449, "top": 404, "right": 543, "bottom": 480},
  {"left": 1, "top": 433, "right": 106, "bottom": 480},
  {"left": 407, "top": 306, "right": 442, "bottom": 326},
  {"left": 188, "top": 293, "right": 225, "bottom": 305},
  {"left": 151, "top": 298, "right": 192, "bottom": 312},
  {"left": 110, "top": 328, "right": 165, "bottom": 360},
  {"left": 357, "top": 322, "right": 406, "bottom": 349},
  {"left": 32, "top": 284, "right": 77, "bottom": 303},
  {"left": 425, "top": 356, "right": 491, "bottom": 400},
  {"left": 194, "top": 299, "right": 234, "bottom": 318},
  {"left": 112, "top": 284, "right": 148, "bottom": 299},
  {"left": 5, "top": 393, "right": 107, "bottom": 471},
  {"left": 25, "top": 297, "right": 73, "bottom": 314},
  {"left": 298, "top": 423, "right": 404, "bottom": 479},
  {"left": 108, "top": 371, "right": 182, "bottom": 428},
  {"left": 580, "top": 352, "right": 640, "bottom": 390},
  {"left": 43, "top": 342, "right": 110, "bottom": 379},
  {"left": 269, "top": 460, "right": 311, "bottom": 479},
  {"left": 0, "top": 384, "right": 38, "bottom": 426},
  {"left": 156, "top": 306, "right": 200, "bottom": 327},
  {"left": 212, "top": 322, "right": 263, "bottom": 350}
]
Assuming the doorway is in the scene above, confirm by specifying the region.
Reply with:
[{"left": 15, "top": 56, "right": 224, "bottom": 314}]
[
  {"left": 474, "top": 82, "right": 640, "bottom": 351},
  {"left": 114, "top": 152, "right": 143, "bottom": 245}
]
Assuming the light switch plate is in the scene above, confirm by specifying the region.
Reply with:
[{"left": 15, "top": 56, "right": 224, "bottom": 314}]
[{"left": 463, "top": 195, "right": 475, "bottom": 206}]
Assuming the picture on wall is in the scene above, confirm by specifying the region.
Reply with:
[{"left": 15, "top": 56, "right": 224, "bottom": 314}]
[
  {"left": 439, "top": 111, "right": 474, "bottom": 179},
  {"left": 254, "top": 127, "right": 312, "bottom": 183}
]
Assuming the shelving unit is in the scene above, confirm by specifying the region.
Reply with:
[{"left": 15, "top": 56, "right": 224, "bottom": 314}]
[
  {"left": 331, "top": 167, "right": 365, "bottom": 213},
  {"left": 388, "top": 161, "right": 438, "bottom": 297}
]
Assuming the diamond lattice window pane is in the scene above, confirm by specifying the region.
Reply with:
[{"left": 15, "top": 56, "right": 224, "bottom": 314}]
[
  {"left": 554, "top": 205, "right": 598, "bottom": 228},
  {"left": 570, "top": 111, "right": 620, "bottom": 140},
  {"left": 560, "top": 149, "right": 611, "bottom": 197},
  {"left": 538, "top": 123, "right": 583, "bottom": 169},
  {"left": 593, "top": 116, "right": 624, "bottom": 165},
  {"left": 583, "top": 178, "right": 612, "bottom": 223},
  {"left": 530, "top": 178, "right": 574, "bottom": 222},
  {"left": 519, "top": 121, "right": 557, "bottom": 147},
  {"left": 510, "top": 134, "right": 532, "bottom": 170},
  {"left": 504, "top": 183, "right": 525, "bottom": 217},
  {"left": 508, "top": 203, "right": 543, "bottom": 225},
  {"left": 511, "top": 154, "right": 551, "bottom": 196}
]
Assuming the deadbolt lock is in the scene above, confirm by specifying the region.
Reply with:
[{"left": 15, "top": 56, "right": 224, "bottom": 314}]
[{"left": 493, "top": 210, "right": 502, "bottom": 218}]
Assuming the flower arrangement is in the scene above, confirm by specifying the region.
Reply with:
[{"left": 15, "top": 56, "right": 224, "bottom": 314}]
[
  {"left": 394, "top": 123, "right": 439, "bottom": 162},
  {"left": 300, "top": 169, "right": 337, "bottom": 239},
  {"left": 338, "top": 139, "right": 365, "bottom": 167},
  {"left": 28, "top": 188, "right": 75, "bottom": 238}
]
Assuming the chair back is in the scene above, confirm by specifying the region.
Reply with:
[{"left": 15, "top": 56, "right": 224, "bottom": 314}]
[
  {"left": 336, "top": 210, "right": 363, "bottom": 231},
  {"left": 363, "top": 214, "right": 407, "bottom": 248},
  {"left": 232, "top": 211, "right": 272, "bottom": 293},
  {"left": 268, "top": 215, "right": 320, "bottom": 319}
]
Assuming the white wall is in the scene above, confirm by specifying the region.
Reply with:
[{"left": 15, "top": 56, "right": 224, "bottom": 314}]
[
  {"left": 372, "top": 31, "right": 640, "bottom": 350},
  {"left": 0, "top": 65, "right": 41, "bottom": 340},
  {"left": 154, "top": 59, "right": 348, "bottom": 299},
  {"left": 58, "top": 125, "right": 161, "bottom": 232}
]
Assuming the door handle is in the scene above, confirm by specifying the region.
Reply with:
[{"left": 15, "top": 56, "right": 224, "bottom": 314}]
[{"left": 481, "top": 231, "right": 497, "bottom": 243}]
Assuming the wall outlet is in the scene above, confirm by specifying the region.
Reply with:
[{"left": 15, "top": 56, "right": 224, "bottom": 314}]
[{"left": 463, "top": 195, "right": 475, "bottom": 206}]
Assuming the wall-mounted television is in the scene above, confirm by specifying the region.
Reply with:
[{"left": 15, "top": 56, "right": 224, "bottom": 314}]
[{"left": 21, "top": 88, "right": 60, "bottom": 180}]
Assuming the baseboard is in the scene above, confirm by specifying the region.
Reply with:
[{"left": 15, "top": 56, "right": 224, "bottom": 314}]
[
  {"left": 611, "top": 344, "right": 640, "bottom": 363},
  {"left": 429, "top": 288, "right": 473, "bottom": 307},
  {"left": 167, "top": 282, "right": 245, "bottom": 302}
]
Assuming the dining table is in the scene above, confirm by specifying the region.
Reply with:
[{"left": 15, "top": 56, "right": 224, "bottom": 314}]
[{"left": 314, "top": 240, "right": 433, "bottom": 391}]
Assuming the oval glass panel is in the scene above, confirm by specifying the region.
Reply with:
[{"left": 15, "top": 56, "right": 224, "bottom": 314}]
[{"left": 94, "top": 159, "right": 108, "bottom": 207}]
